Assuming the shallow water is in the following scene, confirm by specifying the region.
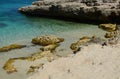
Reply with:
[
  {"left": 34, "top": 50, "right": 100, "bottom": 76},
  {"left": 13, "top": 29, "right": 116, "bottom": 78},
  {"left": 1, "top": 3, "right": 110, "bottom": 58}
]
[{"left": 0, "top": 0, "right": 106, "bottom": 79}]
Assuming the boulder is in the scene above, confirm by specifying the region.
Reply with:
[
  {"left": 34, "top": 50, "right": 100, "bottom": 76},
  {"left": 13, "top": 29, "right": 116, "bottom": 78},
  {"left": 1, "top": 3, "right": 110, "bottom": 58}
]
[
  {"left": 0, "top": 44, "right": 26, "bottom": 52},
  {"left": 32, "top": 35, "right": 64, "bottom": 46},
  {"left": 98, "top": 24, "right": 117, "bottom": 32}
]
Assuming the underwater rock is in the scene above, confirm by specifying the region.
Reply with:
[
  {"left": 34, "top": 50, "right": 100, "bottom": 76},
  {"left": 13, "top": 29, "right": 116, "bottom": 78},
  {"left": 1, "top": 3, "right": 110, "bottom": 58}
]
[
  {"left": 3, "top": 58, "right": 17, "bottom": 74},
  {"left": 27, "top": 63, "right": 44, "bottom": 74},
  {"left": 98, "top": 24, "right": 117, "bottom": 32},
  {"left": 0, "top": 44, "right": 26, "bottom": 52},
  {"left": 32, "top": 35, "right": 64, "bottom": 46},
  {"left": 40, "top": 44, "right": 60, "bottom": 52},
  {"left": 0, "top": 23, "right": 7, "bottom": 28}
]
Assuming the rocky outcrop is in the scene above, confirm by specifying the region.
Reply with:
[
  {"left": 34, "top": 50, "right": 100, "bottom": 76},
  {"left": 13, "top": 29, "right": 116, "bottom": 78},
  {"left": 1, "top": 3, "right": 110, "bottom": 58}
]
[
  {"left": 70, "top": 36, "right": 91, "bottom": 50},
  {"left": 19, "top": 0, "right": 120, "bottom": 23},
  {"left": 0, "top": 44, "right": 26, "bottom": 52},
  {"left": 70, "top": 35, "right": 106, "bottom": 53},
  {"left": 32, "top": 35, "right": 64, "bottom": 46},
  {"left": 98, "top": 23, "right": 120, "bottom": 45},
  {"left": 3, "top": 50, "right": 58, "bottom": 73},
  {"left": 98, "top": 24, "right": 117, "bottom": 32},
  {"left": 3, "top": 58, "right": 17, "bottom": 73}
]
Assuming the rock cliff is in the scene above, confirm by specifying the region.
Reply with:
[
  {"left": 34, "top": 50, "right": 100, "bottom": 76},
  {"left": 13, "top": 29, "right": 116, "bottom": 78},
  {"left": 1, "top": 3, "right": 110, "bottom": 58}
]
[{"left": 19, "top": 0, "right": 120, "bottom": 23}]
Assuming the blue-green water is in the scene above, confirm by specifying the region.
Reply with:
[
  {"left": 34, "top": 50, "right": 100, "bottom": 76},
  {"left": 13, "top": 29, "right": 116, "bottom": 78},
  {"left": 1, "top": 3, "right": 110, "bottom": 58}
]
[
  {"left": 0, "top": 0, "right": 99, "bottom": 47},
  {"left": 0, "top": 0, "right": 106, "bottom": 79},
  {"left": 0, "top": 0, "right": 105, "bottom": 48}
]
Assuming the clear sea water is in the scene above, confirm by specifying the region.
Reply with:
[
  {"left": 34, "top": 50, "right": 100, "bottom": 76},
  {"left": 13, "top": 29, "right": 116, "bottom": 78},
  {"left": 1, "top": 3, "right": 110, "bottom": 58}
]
[{"left": 0, "top": 0, "right": 105, "bottom": 79}]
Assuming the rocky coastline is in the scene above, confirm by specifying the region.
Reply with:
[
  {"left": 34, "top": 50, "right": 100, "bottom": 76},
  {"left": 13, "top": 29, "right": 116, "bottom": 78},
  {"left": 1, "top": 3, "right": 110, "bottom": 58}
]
[
  {"left": 1, "top": 23, "right": 120, "bottom": 75},
  {"left": 19, "top": 0, "right": 120, "bottom": 23}
]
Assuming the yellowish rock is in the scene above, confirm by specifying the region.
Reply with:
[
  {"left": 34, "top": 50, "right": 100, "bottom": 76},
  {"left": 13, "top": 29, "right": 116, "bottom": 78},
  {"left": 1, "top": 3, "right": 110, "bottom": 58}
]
[
  {"left": 30, "top": 51, "right": 52, "bottom": 61},
  {"left": 3, "top": 58, "right": 17, "bottom": 74},
  {"left": 70, "top": 43, "right": 79, "bottom": 50},
  {"left": 40, "top": 44, "right": 59, "bottom": 52},
  {"left": 27, "top": 63, "right": 44, "bottom": 74},
  {"left": 70, "top": 36, "right": 91, "bottom": 50},
  {"left": 32, "top": 35, "right": 64, "bottom": 46},
  {"left": 0, "top": 44, "right": 26, "bottom": 52},
  {"left": 3, "top": 50, "right": 60, "bottom": 73},
  {"left": 98, "top": 24, "right": 117, "bottom": 32}
]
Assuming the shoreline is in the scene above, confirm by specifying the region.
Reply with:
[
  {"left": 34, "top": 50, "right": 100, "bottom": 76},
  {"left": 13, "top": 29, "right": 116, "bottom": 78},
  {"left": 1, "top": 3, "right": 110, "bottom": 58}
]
[{"left": 0, "top": 23, "right": 120, "bottom": 79}]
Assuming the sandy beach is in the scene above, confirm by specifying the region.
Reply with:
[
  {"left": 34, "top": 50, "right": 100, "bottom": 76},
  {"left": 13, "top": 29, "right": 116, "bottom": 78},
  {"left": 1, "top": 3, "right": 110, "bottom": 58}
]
[
  {"left": 27, "top": 43, "right": 120, "bottom": 79},
  {"left": 1, "top": 0, "right": 120, "bottom": 79}
]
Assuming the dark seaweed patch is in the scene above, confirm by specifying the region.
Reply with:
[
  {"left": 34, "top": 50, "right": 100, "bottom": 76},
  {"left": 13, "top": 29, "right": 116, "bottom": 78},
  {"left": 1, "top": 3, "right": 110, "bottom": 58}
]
[{"left": 0, "top": 23, "right": 7, "bottom": 28}]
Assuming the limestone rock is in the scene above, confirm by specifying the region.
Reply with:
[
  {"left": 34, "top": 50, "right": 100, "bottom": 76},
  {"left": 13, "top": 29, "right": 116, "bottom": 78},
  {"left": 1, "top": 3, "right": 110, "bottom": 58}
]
[
  {"left": 70, "top": 36, "right": 91, "bottom": 50},
  {"left": 0, "top": 44, "right": 26, "bottom": 52},
  {"left": 98, "top": 24, "right": 117, "bottom": 32},
  {"left": 32, "top": 35, "right": 64, "bottom": 46},
  {"left": 19, "top": 0, "right": 120, "bottom": 23},
  {"left": 3, "top": 58, "right": 17, "bottom": 74},
  {"left": 40, "top": 44, "right": 59, "bottom": 52},
  {"left": 30, "top": 51, "right": 53, "bottom": 61},
  {"left": 3, "top": 51, "right": 54, "bottom": 73}
]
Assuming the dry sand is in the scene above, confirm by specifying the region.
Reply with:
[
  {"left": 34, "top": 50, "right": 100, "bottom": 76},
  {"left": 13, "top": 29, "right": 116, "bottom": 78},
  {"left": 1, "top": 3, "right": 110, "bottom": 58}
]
[{"left": 27, "top": 43, "right": 120, "bottom": 79}]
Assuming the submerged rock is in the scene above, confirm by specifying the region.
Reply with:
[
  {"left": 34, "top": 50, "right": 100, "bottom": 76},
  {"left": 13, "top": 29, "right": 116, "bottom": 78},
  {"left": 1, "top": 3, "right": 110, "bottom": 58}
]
[
  {"left": 98, "top": 24, "right": 117, "bottom": 32},
  {"left": 0, "top": 23, "right": 7, "bottom": 28},
  {"left": 0, "top": 44, "right": 26, "bottom": 52},
  {"left": 32, "top": 35, "right": 64, "bottom": 46}
]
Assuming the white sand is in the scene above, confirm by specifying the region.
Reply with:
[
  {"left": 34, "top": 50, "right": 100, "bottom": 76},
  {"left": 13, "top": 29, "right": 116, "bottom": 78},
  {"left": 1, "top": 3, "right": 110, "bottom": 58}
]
[{"left": 27, "top": 43, "right": 120, "bottom": 79}]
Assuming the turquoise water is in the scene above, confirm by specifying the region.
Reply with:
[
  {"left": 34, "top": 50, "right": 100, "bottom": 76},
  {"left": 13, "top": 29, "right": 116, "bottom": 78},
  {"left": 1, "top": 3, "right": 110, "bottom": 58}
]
[
  {"left": 0, "top": 0, "right": 106, "bottom": 79},
  {"left": 0, "top": 0, "right": 101, "bottom": 47}
]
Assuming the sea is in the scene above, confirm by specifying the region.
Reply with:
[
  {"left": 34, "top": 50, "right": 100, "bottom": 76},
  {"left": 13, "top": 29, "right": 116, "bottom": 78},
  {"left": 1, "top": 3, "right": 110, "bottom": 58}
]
[{"left": 0, "top": 0, "right": 105, "bottom": 79}]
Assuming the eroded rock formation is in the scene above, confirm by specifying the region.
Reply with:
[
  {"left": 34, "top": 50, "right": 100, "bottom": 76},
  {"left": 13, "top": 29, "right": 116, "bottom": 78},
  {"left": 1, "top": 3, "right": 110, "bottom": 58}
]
[
  {"left": 32, "top": 35, "right": 64, "bottom": 46},
  {"left": 0, "top": 44, "right": 26, "bottom": 52},
  {"left": 19, "top": 0, "right": 120, "bottom": 23},
  {"left": 98, "top": 23, "right": 120, "bottom": 45}
]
